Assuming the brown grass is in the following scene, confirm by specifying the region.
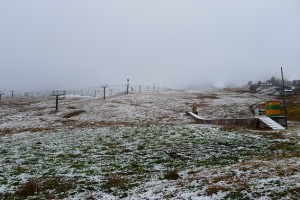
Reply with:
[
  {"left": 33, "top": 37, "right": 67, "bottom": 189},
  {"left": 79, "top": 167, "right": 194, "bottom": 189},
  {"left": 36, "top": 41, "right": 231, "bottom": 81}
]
[
  {"left": 163, "top": 169, "right": 180, "bottom": 180},
  {"left": 102, "top": 174, "right": 129, "bottom": 190},
  {"left": 62, "top": 110, "right": 86, "bottom": 118},
  {"left": 14, "top": 176, "right": 75, "bottom": 199},
  {"left": 15, "top": 178, "right": 39, "bottom": 197},
  {"left": 0, "top": 128, "right": 13, "bottom": 134},
  {"left": 206, "top": 184, "right": 229, "bottom": 196},
  {"left": 285, "top": 93, "right": 300, "bottom": 122},
  {"left": 1, "top": 127, "right": 57, "bottom": 134},
  {"left": 198, "top": 94, "right": 219, "bottom": 99},
  {"left": 56, "top": 119, "right": 77, "bottom": 125},
  {"left": 75, "top": 121, "right": 134, "bottom": 128},
  {"left": 20, "top": 127, "right": 57, "bottom": 133},
  {"left": 286, "top": 102, "right": 300, "bottom": 121},
  {"left": 1, "top": 100, "right": 32, "bottom": 106},
  {"left": 212, "top": 172, "right": 235, "bottom": 183}
]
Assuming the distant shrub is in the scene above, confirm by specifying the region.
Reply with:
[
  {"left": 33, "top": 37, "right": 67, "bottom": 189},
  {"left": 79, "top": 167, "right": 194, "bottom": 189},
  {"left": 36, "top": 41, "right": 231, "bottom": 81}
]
[
  {"left": 102, "top": 174, "right": 128, "bottom": 190},
  {"left": 15, "top": 176, "right": 75, "bottom": 199},
  {"left": 163, "top": 169, "right": 180, "bottom": 180},
  {"left": 15, "top": 178, "right": 39, "bottom": 197},
  {"left": 42, "top": 176, "right": 74, "bottom": 195},
  {"left": 122, "top": 148, "right": 132, "bottom": 153},
  {"left": 137, "top": 144, "right": 145, "bottom": 150}
]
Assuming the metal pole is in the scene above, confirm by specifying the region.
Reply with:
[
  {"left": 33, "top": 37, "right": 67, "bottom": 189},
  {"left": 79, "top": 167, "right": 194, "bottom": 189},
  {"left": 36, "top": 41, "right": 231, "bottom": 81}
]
[
  {"left": 281, "top": 67, "right": 287, "bottom": 115},
  {"left": 126, "top": 79, "right": 130, "bottom": 94},
  {"left": 55, "top": 95, "right": 59, "bottom": 112},
  {"left": 103, "top": 87, "right": 106, "bottom": 100}
]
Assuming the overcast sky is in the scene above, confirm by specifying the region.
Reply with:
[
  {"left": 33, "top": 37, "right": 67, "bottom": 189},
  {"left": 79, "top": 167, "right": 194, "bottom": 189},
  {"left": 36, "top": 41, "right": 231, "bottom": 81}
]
[{"left": 1, "top": 0, "right": 300, "bottom": 92}]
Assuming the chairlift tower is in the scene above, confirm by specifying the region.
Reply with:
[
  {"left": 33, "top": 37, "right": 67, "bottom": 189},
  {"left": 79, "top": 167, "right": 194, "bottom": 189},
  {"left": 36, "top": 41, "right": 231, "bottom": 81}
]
[
  {"left": 102, "top": 84, "right": 108, "bottom": 100},
  {"left": 51, "top": 91, "right": 66, "bottom": 112},
  {"left": 11, "top": 90, "right": 15, "bottom": 99},
  {"left": 126, "top": 79, "right": 130, "bottom": 94}
]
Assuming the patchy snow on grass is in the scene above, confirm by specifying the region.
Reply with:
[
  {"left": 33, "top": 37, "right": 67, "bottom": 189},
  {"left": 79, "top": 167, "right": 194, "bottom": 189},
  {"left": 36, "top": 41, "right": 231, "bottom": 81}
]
[{"left": 0, "top": 90, "right": 299, "bottom": 199}]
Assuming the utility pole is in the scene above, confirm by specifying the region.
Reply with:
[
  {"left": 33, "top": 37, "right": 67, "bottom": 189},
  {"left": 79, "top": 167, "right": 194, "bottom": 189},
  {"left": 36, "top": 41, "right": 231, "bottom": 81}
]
[
  {"left": 139, "top": 85, "right": 142, "bottom": 92},
  {"left": 102, "top": 85, "right": 107, "bottom": 100},
  {"left": 126, "top": 79, "right": 130, "bottom": 94},
  {"left": 55, "top": 95, "right": 59, "bottom": 111},
  {"left": 281, "top": 67, "right": 288, "bottom": 115},
  {"left": 11, "top": 90, "right": 14, "bottom": 99}
]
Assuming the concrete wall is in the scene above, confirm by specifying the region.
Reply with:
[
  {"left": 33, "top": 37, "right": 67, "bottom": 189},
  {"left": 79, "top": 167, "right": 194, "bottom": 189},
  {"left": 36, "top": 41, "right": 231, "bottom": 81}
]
[{"left": 186, "top": 112, "right": 257, "bottom": 129}]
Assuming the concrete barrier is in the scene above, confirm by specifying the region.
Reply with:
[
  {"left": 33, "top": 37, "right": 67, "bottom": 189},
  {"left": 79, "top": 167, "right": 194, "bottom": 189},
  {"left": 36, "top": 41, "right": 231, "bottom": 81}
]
[{"left": 186, "top": 112, "right": 257, "bottom": 129}]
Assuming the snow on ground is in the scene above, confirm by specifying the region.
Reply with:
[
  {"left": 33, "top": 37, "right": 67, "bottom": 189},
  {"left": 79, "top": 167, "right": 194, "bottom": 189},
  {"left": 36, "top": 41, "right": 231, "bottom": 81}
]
[{"left": 0, "top": 89, "right": 299, "bottom": 199}]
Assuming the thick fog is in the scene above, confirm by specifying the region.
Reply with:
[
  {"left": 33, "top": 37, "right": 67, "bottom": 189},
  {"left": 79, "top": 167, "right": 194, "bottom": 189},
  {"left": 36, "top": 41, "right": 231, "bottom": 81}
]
[{"left": 1, "top": 0, "right": 300, "bottom": 92}]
